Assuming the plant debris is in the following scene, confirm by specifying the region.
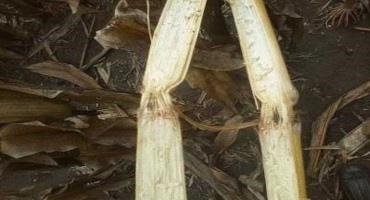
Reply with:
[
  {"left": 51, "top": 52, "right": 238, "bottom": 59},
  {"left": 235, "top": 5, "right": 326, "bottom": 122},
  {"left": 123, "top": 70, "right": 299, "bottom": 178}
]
[
  {"left": 308, "top": 81, "right": 370, "bottom": 177},
  {"left": 0, "top": 0, "right": 369, "bottom": 199}
]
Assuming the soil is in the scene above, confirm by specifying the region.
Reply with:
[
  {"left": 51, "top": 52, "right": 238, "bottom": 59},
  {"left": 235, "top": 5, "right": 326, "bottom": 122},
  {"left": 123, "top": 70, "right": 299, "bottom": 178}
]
[
  {"left": 289, "top": 0, "right": 370, "bottom": 198},
  {"left": 0, "top": 0, "right": 369, "bottom": 199}
]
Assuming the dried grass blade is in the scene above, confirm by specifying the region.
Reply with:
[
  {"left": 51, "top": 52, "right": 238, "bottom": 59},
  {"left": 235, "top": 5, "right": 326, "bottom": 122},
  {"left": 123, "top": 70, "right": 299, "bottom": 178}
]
[
  {"left": 192, "top": 45, "right": 244, "bottom": 71},
  {"left": 308, "top": 80, "right": 370, "bottom": 176},
  {"left": 0, "top": 89, "right": 73, "bottom": 123},
  {"left": 214, "top": 115, "right": 244, "bottom": 153},
  {"left": 0, "top": 122, "right": 86, "bottom": 158},
  {"left": 27, "top": 61, "right": 101, "bottom": 89},
  {"left": 177, "top": 109, "right": 259, "bottom": 131},
  {"left": 184, "top": 151, "right": 243, "bottom": 200}
]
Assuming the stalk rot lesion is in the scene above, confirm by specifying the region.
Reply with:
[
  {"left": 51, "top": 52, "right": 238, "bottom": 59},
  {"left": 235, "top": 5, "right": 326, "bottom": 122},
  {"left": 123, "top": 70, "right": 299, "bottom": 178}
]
[
  {"left": 229, "top": 0, "right": 307, "bottom": 199},
  {"left": 135, "top": 0, "right": 207, "bottom": 199},
  {"left": 136, "top": 0, "right": 307, "bottom": 199},
  {"left": 139, "top": 92, "right": 178, "bottom": 120}
]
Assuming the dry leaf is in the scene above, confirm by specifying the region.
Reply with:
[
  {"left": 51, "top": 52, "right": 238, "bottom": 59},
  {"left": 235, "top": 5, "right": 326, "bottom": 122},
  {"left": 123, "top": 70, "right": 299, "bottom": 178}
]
[
  {"left": 95, "top": 0, "right": 149, "bottom": 50},
  {"left": 97, "top": 104, "right": 128, "bottom": 119},
  {"left": 46, "top": 176, "right": 134, "bottom": 200},
  {"left": 211, "top": 168, "right": 241, "bottom": 194},
  {"left": 64, "top": 115, "right": 90, "bottom": 129},
  {"left": 0, "top": 80, "right": 64, "bottom": 98},
  {"left": 339, "top": 118, "right": 370, "bottom": 155},
  {"left": 83, "top": 117, "right": 136, "bottom": 148},
  {"left": 0, "top": 166, "right": 90, "bottom": 199},
  {"left": 186, "top": 67, "right": 244, "bottom": 113},
  {"left": 0, "top": 122, "right": 87, "bottom": 158},
  {"left": 83, "top": 117, "right": 123, "bottom": 138},
  {"left": 0, "top": 89, "right": 73, "bottom": 123},
  {"left": 308, "top": 80, "right": 370, "bottom": 177},
  {"left": 0, "top": 46, "right": 24, "bottom": 60},
  {"left": 214, "top": 115, "right": 244, "bottom": 153},
  {"left": 84, "top": 116, "right": 136, "bottom": 138},
  {"left": 13, "top": 154, "right": 58, "bottom": 166},
  {"left": 27, "top": 61, "right": 102, "bottom": 89},
  {"left": 192, "top": 45, "right": 244, "bottom": 71},
  {"left": 79, "top": 145, "right": 135, "bottom": 170},
  {"left": 0, "top": 80, "right": 139, "bottom": 115},
  {"left": 60, "top": 89, "right": 140, "bottom": 114},
  {"left": 93, "top": 129, "right": 136, "bottom": 148},
  {"left": 96, "top": 64, "right": 111, "bottom": 84},
  {"left": 184, "top": 151, "right": 243, "bottom": 200},
  {"left": 0, "top": 154, "right": 58, "bottom": 177}
]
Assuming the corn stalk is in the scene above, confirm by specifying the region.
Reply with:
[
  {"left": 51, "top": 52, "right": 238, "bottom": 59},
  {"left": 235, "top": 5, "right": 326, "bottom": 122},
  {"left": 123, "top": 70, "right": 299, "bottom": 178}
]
[
  {"left": 229, "top": 0, "right": 307, "bottom": 199},
  {"left": 135, "top": 0, "right": 207, "bottom": 200}
]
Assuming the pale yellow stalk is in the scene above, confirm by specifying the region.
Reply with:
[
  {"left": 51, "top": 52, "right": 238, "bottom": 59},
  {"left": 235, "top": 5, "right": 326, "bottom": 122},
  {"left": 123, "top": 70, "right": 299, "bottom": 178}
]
[
  {"left": 135, "top": 0, "right": 207, "bottom": 200},
  {"left": 229, "top": 0, "right": 307, "bottom": 199}
]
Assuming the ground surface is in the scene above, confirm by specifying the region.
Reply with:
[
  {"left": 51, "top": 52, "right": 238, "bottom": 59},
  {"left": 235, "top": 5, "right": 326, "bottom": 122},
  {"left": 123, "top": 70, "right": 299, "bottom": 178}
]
[{"left": 291, "top": 0, "right": 370, "bottom": 198}]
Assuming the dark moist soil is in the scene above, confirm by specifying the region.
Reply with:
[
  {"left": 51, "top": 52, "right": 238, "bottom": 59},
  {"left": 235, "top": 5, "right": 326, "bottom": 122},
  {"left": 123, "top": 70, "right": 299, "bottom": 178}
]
[
  {"left": 290, "top": 0, "right": 370, "bottom": 198},
  {"left": 0, "top": 0, "right": 369, "bottom": 199}
]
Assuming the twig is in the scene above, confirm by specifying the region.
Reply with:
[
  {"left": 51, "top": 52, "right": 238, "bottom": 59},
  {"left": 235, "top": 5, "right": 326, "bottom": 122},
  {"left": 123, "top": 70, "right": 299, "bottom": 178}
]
[
  {"left": 81, "top": 48, "right": 111, "bottom": 71},
  {"left": 196, "top": 91, "right": 207, "bottom": 105},
  {"left": 304, "top": 146, "right": 340, "bottom": 150},
  {"left": 246, "top": 186, "right": 266, "bottom": 200},
  {"left": 28, "top": 13, "right": 81, "bottom": 58},
  {"left": 43, "top": 43, "right": 58, "bottom": 62},
  {"left": 80, "top": 18, "right": 89, "bottom": 36},
  {"left": 146, "top": 0, "right": 153, "bottom": 41},
  {"left": 318, "top": 0, "right": 334, "bottom": 13},
  {"left": 353, "top": 26, "right": 370, "bottom": 32},
  {"left": 79, "top": 15, "right": 96, "bottom": 67},
  {"left": 319, "top": 183, "right": 336, "bottom": 200},
  {"left": 176, "top": 107, "right": 259, "bottom": 132}
]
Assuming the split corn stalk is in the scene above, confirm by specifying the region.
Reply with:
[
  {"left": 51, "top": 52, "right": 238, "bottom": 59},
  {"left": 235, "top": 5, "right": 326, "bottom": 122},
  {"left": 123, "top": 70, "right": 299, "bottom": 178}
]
[
  {"left": 229, "top": 0, "right": 307, "bottom": 199},
  {"left": 135, "top": 0, "right": 207, "bottom": 200}
]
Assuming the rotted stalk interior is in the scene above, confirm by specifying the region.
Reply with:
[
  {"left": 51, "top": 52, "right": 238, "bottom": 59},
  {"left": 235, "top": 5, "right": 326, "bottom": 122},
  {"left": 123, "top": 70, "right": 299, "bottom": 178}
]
[
  {"left": 135, "top": 0, "right": 207, "bottom": 199},
  {"left": 229, "top": 0, "right": 307, "bottom": 199}
]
